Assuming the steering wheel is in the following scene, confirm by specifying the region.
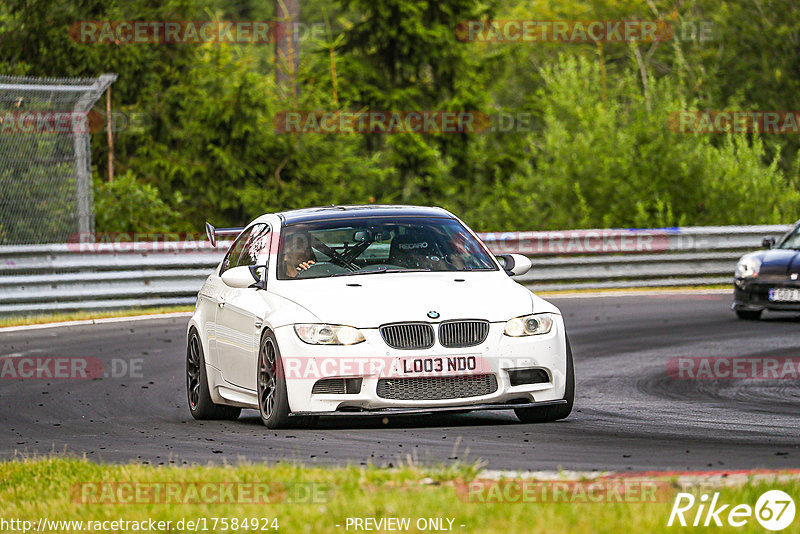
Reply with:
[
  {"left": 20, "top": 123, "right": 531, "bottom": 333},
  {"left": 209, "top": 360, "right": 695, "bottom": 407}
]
[{"left": 296, "top": 261, "right": 348, "bottom": 278}]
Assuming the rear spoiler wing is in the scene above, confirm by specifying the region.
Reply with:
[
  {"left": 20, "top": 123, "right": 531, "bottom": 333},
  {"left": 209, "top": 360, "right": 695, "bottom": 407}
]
[{"left": 205, "top": 222, "right": 244, "bottom": 247}]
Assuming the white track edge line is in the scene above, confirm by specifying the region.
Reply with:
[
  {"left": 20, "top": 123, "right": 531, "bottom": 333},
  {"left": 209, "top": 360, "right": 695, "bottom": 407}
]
[{"left": 0, "top": 311, "right": 193, "bottom": 333}]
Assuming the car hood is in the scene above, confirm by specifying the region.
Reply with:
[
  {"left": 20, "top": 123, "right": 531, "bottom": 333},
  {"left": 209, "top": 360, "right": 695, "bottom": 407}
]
[
  {"left": 269, "top": 271, "right": 552, "bottom": 327},
  {"left": 751, "top": 249, "right": 800, "bottom": 277}
]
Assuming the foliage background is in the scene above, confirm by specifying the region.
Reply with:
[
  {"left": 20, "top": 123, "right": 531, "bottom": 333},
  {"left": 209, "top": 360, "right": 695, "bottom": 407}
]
[{"left": 2, "top": 0, "right": 799, "bottom": 232}]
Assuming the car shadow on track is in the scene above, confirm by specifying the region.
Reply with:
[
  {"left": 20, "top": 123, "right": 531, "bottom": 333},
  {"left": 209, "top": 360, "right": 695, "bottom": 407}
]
[
  {"left": 234, "top": 410, "right": 534, "bottom": 430},
  {"left": 759, "top": 313, "right": 800, "bottom": 322}
]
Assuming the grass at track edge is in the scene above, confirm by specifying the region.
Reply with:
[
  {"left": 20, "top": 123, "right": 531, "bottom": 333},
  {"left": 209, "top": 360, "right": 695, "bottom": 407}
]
[{"left": 0, "top": 458, "right": 797, "bottom": 533}]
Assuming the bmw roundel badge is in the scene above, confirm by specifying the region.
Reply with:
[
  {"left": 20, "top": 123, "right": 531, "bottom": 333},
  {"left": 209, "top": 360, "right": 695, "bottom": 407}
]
[{"left": 427, "top": 311, "right": 440, "bottom": 319}]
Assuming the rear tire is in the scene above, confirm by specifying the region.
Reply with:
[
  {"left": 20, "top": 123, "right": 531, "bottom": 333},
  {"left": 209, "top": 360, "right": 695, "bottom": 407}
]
[
  {"left": 187, "top": 329, "right": 241, "bottom": 421},
  {"left": 736, "top": 309, "right": 762, "bottom": 320},
  {"left": 515, "top": 336, "right": 574, "bottom": 424}
]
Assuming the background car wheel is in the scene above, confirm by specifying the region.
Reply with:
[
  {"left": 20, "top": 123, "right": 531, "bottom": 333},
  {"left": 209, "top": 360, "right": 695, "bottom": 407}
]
[
  {"left": 186, "top": 329, "right": 241, "bottom": 421},
  {"left": 258, "top": 330, "right": 292, "bottom": 429},
  {"left": 515, "top": 336, "right": 574, "bottom": 424},
  {"left": 736, "top": 309, "right": 763, "bottom": 320}
]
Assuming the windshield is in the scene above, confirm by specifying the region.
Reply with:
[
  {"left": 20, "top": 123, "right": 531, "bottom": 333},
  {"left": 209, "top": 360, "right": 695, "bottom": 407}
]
[
  {"left": 779, "top": 226, "right": 800, "bottom": 249},
  {"left": 276, "top": 216, "right": 497, "bottom": 280}
]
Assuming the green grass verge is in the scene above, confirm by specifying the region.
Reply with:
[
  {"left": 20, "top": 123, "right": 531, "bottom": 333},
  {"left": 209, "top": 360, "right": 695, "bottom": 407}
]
[
  {"left": 0, "top": 306, "right": 194, "bottom": 328},
  {"left": 0, "top": 458, "right": 797, "bottom": 533}
]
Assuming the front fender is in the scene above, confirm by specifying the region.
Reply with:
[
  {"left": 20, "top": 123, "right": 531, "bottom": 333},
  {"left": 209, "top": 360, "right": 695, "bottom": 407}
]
[{"left": 259, "top": 292, "right": 322, "bottom": 331}]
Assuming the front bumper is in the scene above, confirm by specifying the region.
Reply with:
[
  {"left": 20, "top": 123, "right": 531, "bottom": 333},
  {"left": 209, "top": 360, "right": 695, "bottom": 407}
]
[
  {"left": 290, "top": 400, "right": 568, "bottom": 417},
  {"left": 733, "top": 277, "right": 800, "bottom": 312},
  {"left": 273, "top": 317, "right": 568, "bottom": 414}
]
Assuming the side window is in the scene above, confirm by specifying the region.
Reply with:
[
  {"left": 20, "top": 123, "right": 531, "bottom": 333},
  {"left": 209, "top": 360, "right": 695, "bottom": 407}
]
[
  {"left": 219, "top": 224, "right": 271, "bottom": 274},
  {"left": 238, "top": 224, "right": 271, "bottom": 267},
  {"left": 220, "top": 228, "right": 252, "bottom": 275}
]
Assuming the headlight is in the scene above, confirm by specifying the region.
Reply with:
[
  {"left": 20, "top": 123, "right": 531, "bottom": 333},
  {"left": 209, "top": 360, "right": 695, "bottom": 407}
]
[
  {"left": 735, "top": 256, "right": 761, "bottom": 278},
  {"left": 294, "top": 324, "right": 365, "bottom": 345},
  {"left": 504, "top": 313, "right": 555, "bottom": 337}
]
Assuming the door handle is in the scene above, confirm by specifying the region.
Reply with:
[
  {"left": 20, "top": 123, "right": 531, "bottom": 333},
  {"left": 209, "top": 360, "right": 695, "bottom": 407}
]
[{"left": 217, "top": 299, "right": 225, "bottom": 308}]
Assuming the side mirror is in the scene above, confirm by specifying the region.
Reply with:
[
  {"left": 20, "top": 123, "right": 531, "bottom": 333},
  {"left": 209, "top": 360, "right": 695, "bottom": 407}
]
[
  {"left": 221, "top": 265, "right": 263, "bottom": 288},
  {"left": 762, "top": 236, "right": 776, "bottom": 249},
  {"left": 496, "top": 253, "right": 532, "bottom": 277}
]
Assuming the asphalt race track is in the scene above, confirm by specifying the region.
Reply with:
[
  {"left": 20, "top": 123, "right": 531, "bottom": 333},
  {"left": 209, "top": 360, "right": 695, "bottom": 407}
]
[{"left": 2, "top": 292, "right": 799, "bottom": 472}]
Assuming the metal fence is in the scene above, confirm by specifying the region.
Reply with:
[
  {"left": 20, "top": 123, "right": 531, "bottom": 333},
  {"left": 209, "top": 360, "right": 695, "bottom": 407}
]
[
  {"left": 0, "top": 225, "right": 791, "bottom": 316},
  {"left": 0, "top": 74, "right": 116, "bottom": 245}
]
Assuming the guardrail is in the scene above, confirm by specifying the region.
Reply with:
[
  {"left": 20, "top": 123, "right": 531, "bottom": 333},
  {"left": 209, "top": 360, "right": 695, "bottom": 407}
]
[
  {"left": 479, "top": 225, "right": 792, "bottom": 291},
  {"left": 0, "top": 225, "right": 791, "bottom": 315}
]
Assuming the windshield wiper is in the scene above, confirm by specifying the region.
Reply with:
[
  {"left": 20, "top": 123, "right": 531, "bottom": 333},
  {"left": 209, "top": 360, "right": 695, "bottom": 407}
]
[{"left": 331, "top": 267, "right": 431, "bottom": 277}]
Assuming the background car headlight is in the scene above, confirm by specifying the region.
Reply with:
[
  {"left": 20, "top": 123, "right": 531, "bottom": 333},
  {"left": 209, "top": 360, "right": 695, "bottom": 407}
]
[
  {"left": 294, "top": 324, "right": 365, "bottom": 345},
  {"left": 504, "top": 313, "right": 555, "bottom": 337},
  {"left": 735, "top": 256, "right": 761, "bottom": 278}
]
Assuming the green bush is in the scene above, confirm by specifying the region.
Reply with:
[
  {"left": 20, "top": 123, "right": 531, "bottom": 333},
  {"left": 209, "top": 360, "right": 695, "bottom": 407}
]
[
  {"left": 93, "top": 171, "right": 180, "bottom": 232},
  {"left": 466, "top": 55, "right": 800, "bottom": 230},
  {"left": 3, "top": 0, "right": 800, "bottom": 234}
]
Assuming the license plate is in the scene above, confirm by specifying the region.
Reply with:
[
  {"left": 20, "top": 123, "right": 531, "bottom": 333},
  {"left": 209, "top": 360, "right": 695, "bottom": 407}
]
[
  {"left": 769, "top": 288, "right": 800, "bottom": 301},
  {"left": 398, "top": 356, "right": 485, "bottom": 376}
]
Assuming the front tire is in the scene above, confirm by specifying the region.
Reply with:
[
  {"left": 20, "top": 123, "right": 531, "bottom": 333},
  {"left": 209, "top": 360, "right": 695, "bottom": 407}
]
[
  {"left": 187, "top": 329, "right": 241, "bottom": 420},
  {"left": 736, "top": 309, "right": 762, "bottom": 320},
  {"left": 257, "top": 330, "right": 292, "bottom": 429},
  {"left": 515, "top": 337, "right": 575, "bottom": 424}
]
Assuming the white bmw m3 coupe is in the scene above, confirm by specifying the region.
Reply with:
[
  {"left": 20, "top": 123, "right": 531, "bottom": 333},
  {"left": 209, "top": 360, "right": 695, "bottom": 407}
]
[{"left": 187, "top": 205, "right": 574, "bottom": 428}]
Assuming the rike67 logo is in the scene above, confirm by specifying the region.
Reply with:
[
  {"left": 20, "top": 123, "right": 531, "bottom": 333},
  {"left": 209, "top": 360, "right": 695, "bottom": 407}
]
[{"left": 668, "top": 490, "right": 796, "bottom": 531}]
